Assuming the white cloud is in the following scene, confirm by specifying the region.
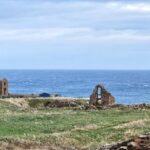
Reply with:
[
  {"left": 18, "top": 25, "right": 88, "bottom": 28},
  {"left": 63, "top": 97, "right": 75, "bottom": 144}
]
[
  {"left": 89, "top": 2, "right": 150, "bottom": 14},
  {"left": 0, "top": 1, "right": 150, "bottom": 31},
  {"left": 0, "top": 28, "right": 150, "bottom": 43},
  {"left": 119, "top": 3, "right": 150, "bottom": 13},
  {"left": 0, "top": 28, "right": 91, "bottom": 41},
  {"left": 0, "top": 1, "right": 150, "bottom": 43}
]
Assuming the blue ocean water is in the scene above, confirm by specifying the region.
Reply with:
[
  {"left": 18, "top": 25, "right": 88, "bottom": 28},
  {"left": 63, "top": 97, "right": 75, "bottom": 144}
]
[{"left": 0, "top": 70, "right": 150, "bottom": 104}]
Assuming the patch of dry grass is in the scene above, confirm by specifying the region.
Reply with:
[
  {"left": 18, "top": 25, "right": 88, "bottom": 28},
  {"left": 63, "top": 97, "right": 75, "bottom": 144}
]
[
  {"left": 114, "top": 119, "right": 150, "bottom": 129},
  {"left": 0, "top": 98, "right": 29, "bottom": 108}
]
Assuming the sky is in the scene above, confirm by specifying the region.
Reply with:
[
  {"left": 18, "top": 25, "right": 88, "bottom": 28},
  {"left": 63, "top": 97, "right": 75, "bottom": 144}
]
[{"left": 0, "top": 0, "right": 150, "bottom": 70}]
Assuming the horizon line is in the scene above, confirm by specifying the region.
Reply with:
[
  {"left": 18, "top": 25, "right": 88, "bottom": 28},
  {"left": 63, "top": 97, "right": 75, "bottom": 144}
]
[{"left": 0, "top": 69, "right": 150, "bottom": 71}]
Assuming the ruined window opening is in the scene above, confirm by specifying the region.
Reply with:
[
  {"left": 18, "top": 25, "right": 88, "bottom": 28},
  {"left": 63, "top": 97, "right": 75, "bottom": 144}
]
[{"left": 97, "top": 87, "right": 102, "bottom": 99}]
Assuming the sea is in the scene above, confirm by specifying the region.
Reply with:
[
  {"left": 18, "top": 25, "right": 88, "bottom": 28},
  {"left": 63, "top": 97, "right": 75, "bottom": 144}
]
[{"left": 0, "top": 70, "right": 150, "bottom": 104}]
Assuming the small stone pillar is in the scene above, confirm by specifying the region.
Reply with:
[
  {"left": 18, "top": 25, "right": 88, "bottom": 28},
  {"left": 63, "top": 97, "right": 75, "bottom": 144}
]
[{"left": 89, "top": 84, "right": 115, "bottom": 106}]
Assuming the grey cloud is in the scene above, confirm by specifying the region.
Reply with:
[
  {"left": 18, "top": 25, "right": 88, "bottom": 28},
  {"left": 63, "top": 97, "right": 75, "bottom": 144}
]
[{"left": 0, "top": 0, "right": 150, "bottom": 43}]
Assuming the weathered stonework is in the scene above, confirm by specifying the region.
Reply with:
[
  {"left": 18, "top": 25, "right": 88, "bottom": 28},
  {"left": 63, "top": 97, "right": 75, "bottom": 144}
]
[
  {"left": 0, "top": 79, "right": 8, "bottom": 97},
  {"left": 89, "top": 84, "right": 115, "bottom": 106},
  {"left": 100, "top": 133, "right": 150, "bottom": 150}
]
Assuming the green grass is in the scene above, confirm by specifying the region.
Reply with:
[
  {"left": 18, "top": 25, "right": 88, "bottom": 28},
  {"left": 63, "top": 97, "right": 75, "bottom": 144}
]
[
  {"left": 28, "top": 99, "right": 50, "bottom": 108},
  {"left": 0, "top": 100, "right": 149, "bottom": 148}
]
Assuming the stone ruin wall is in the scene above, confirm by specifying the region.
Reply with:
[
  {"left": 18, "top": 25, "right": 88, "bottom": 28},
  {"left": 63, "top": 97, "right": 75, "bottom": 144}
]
[
  {"left": 0, "top": 79, "right": 8, "bottom": 97},
  {"left": 89, "top": 84, "right": 115, "bottom": 106}
]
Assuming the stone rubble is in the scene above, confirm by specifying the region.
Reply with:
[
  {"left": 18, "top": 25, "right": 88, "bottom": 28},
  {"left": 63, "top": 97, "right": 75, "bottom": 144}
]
[{"left": 99, "top": 133, "right": 150, "bottom": 150}]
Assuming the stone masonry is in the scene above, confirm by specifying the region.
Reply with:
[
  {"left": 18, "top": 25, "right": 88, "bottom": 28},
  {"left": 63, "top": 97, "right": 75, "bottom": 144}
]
[
  {"left": 0, "top": 79, "right": 8, "bottom": 97},
  {"left": 89, "top": 84, "right": 115, "bottom": 106}
]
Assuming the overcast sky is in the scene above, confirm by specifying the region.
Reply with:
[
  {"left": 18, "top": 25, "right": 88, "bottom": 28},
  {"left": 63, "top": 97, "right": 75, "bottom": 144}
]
[{"left": 0, "top": 0, "right": 150, "bottom": 70}]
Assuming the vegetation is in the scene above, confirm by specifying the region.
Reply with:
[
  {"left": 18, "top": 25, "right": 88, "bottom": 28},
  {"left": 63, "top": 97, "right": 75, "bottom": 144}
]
[
  {"left": 0, "top": 99, "right": 149, "bottom": 149},
  {"left": 28, "top": 98, "right": 88, "bottom": 108}
]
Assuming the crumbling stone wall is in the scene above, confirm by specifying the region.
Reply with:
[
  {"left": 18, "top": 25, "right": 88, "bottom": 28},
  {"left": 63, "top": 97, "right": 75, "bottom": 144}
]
[
  {"left": 89, "top": 84, "right": 115, "bottom": 106},
  {"left": 0, "top": 79, "right": 8, "bottom": 97}
]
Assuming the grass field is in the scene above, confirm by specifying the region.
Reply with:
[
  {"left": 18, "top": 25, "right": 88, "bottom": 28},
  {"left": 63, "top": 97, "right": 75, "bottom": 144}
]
[{"left": 0, "top": 99, "right": 150, "bottom": 149}]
